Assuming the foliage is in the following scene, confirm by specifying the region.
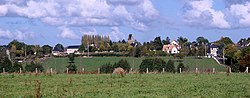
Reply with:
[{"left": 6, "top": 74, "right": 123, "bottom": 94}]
[
  {"left": 113, "top": 59, "right": 130, "bottom": 72},
  {"left": 196, "top": 37, "right": 209, "bottom": 45},
  {"left": 0, "top": 57, "right": 12, "bottom": 73},
  {"left": 25, "top": 61, "right": 44, "bottom": 72},
  {"left": 42, "top": 45, "right": 53, "bottom": 55},
  {"left": 67, "top": 53, "right": 77, "bottom": 73},
  {"left": 78, "top": 44, "right": 85, "bottom": 52},
  {"left": 54, "top": 43, "right": 64, "bottom": 52},
  {"left": 10, "top": 62, "right": 23, "bottom": 73},
  {"left": 177, "top": 63, "right": 188, "bottom": 73},
  {"left": 153, "top": 36, "right": 163, "bottom": 50},
  {"left": 100, "top": 63, "right": 113, "bottom": 73},
  {"left": 139, "top": 58, "right": 169, "bottom": 73},
  {"left": 166, "top": 59, "right": 175, "bottom": 73}
]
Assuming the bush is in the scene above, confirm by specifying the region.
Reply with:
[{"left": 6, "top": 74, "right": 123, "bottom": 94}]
[
  {"left": 0, "top": 57, "right": 12, "bottom": 73},
  {"left": 113, "top": 59, "right": 131, "bottom": 72},
  {"left": 10, "top": 62, "right": 23, "bottom": 73},
  {"left": 100, "top": 63, "right": 113, "bottom": 73},
  {"left": 166, "top": 60, "right": 175, "bottom": 73},
  {"left": 139, "top": 58, "right": 167, "bottom": 73},
  {"left": 177, "top": 63, "right": 188, "bottom": 73},
  {"left": 25, "top": 61, "right": 44, "bottom": 72},
  {"left": 66, "top": 63, "right": 77, "bottom": 73}
]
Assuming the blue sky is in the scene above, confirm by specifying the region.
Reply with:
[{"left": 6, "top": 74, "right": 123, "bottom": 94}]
[{"left": 0, "top": 0, "right": 249, "bottom": 46}]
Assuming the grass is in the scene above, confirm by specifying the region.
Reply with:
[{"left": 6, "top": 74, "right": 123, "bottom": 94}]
[
  {"left": 0, "top": 73, "right": 250, "bottom": 97},
  {"left": 41, "top": 57, "right": 225, "bottom": 73}
]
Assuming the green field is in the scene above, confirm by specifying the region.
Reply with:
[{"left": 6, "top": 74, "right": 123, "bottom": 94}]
[
  {"left": 1, "top": 74, "right": 250, "bottom": 97},
  {"left": 41, "top": 57, "right": 226, "bottom": 73}
]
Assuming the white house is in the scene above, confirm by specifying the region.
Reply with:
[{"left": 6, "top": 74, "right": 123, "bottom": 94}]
[
  {"left": 209, "top": 44, "right": 218, "bottom": 57},
  {"left": 162, "top": 40, "right": 181, "bottom": 54},
  {"left": 66, "top": 45, "right": 80, "bottom": 54}
]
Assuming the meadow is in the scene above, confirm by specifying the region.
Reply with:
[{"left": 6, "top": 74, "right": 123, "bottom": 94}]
[
  {"left": 0, "top": 73, "right": 250, "bottom": 97},
  {"left": 42, "top": 57, "right": 226, "bottom": 73}
]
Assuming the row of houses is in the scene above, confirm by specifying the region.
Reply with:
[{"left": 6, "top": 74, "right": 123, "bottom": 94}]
[
  {"left": 52, "top": 45, "right": 81, "bottom": 56},
  {"left": 162, "top": 40, "right": 250, "bottom": 57}
]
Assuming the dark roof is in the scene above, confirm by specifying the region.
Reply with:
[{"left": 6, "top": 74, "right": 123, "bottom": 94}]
[
  {"left": 67, "top": 45, "right": 80, "bottom": 49},
  {"left": 210, "top": 44, "right": 218, "bottom": 48},
  {"left": 53, "top": 47, "right": 64, "bottom": 52}
]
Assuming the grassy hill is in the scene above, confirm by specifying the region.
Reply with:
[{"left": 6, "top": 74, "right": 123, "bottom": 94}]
[
  {"left": 1, "top": 74, "right": 249, "bottom": 97},
  {"left": 41, "top": 57, "right": 225, "bottom": 73}
]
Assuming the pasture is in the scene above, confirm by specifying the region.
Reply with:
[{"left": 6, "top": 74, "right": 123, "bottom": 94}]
[
  {"left": 41, "top": 57, "right": 225, "bottom": 73},
  {"left": 0, "top": 73, "right": 250, "bottom": 97}
]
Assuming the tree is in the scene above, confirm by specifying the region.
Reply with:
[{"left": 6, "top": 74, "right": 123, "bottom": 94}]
[
  {"left": 112, "top": 44, "right": 119, "bottom": 52},
  {"left": 240, "top": 54, "right": 250, "bottom": 68},
  {"left": 177, "top": 63, "right": 187, "bottom": 73},
  {"left": 25, "top": 61, "right": 44, "bottom": 72},
  {"left": 11, "top": 62, "right": 23, "bottom": 73},
  {"left": 162, "top": 37, "right": 170, "bottom": 45},
  {"left": 139, "top": 58, "right": 167, "bottom": 73},
  {"left": 78, "top": 44, "right": 85, "bottom": 53},
  {"left": 0, "top": 57, "right": 12, "bottom": 73},
  {"left": 54, "top": 43, "right": 64, "bottom": 52},
  {"left": 66, "top": 53, "right": 77, "bottom": 73},
  {"left": 99, "top": 43, "right": 105, "bottom": 52},
  {"left": 215, "top": 37, "right": 234, "bottom": 48},
  {"left": 177, "top": 36, "right": 188, "bottom": 46},
  {"left": 42, "top": 45, "right": 52, "bottom": 55},
  {"left": 166, "top": 60, "right": 175, "bottom": 73},
  {"left": 113, "top": 59, "right": 130, "bottom": 72},
  {"left": 196, "top": 37, "right": 209, "bottom": 45},
  {"left": 153, "top": 36, "right": 163, "bottom": 50},
  {"left": 100, "top": 63, "right": 113, "bottom": 73}
]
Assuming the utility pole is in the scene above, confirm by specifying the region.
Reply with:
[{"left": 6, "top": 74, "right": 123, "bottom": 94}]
[{"left": 223, "top": 48, "right": 225, "bottom": 64}]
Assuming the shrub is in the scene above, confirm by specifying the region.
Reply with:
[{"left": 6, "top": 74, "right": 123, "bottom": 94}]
[
  {"left": 113, "top": 59, "right": 131, "bottom": 72},
  {"left": 25, "top": 61, "right": 44, "bottom": 72},
  {"left": 139, "top": 58, "right": 167, "bottom": 73},
  {"left": 0, "top": 57, "right": 12, "bottom": 73},
  {"left": 166, "top": 60, "right": 175, "bottom": 73},
  {"left": 66, "top": 63, "right": 77, "bottom": 73},
  {"left": 177, "top": 63, "right": 188, "bottom": 73},
  {"left": 100, "top": 63, "right": 113, "bottom": 73},
  {"left": 10, "top": 62, "right": 23, "bottom": 73}
]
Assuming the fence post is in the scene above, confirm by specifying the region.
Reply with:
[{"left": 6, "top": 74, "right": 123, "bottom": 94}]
[
  {"left": 3, "top": 68, "right": 5, "bottom": 73},
  {"left": 35, "top": 68, "right": 38, "bottom": 74},
  {"left": 146, "top": 68, "right": 149, "bottom": 74},
  {"left": 229, "top": 67, "right": 232, "bottom": 73},
  {"left": 20, "top": 68, "right": 22, "bottom": 73},
  {"left": 179, "top": 68, "right": 182, "bottom": 73},
  {"left": 98, "top": 68, "right": 100, "bottom": 74},
  {"left": 162, "top": 68, "right": 165, "bottom": 73},
  {"left": 82, "top": 68, "right": 85, "bottom": 73},
  {"left": 50, "top": 68, "right": 53, "bottom": 74},
  {"left": 212, "top": 68, "right": 215, "bottom": 74},
  {"left": 66, "top": 68, "right": 69, "bottom": 74},
  {"left": 195, "top": 68, "right": 198, "bottom": 74},
  {"left": 130, "top": 68, "right": 133, "bottom": 72},
  {"left": 246, "top": 67, "right": 249, "bottom": 73}
]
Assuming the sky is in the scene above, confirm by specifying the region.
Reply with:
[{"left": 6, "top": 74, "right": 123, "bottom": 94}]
[{"left": 0, "top": 0, "right": 250, "bottom": 46}]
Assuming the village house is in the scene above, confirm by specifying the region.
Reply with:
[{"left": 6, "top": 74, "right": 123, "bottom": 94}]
[
  {"left": 66, "top": 45, "right": 80, "bottom": 55},
  {"left": 208, "top": 44, "right": 219, "bottom": 57},
  {"left": 162, "top": 40, "right": 181, "bottom": 54},
  {"left": 52, "top": 47, "right": 65, "bottom": 56}
]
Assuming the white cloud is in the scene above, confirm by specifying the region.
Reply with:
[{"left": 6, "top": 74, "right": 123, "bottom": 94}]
[
  {"left": 80, "top": 28, "right": 97, "bottom": 35},
  {"left": 0, "top": 29, "right": 13, "bottom": 39},
  {"left": 15, "top": 30, "right": 34, "bottom": 41},
  {"left": 0, "top": 5, "right": 8, "bottom": 16},
  {"left": 0, "top": 0, "right": 160, "bottom": 32},
  {"left": 109, "top": 27, "right": 125, "bottom": 41},
  {"left": 183, "top": 0, "right": 231, "bottom": 29},
  {"left": 41, "top": 17, "right": 64, "bottom": 26},
  {"left": 58, "top": 26, "right": 79, "bottom": 39},
  {"left": 229, "top": 2, "right": 250, "bottom": 27},
  {"left": 0, "top": 28, "right": 34, "bottom": 40}
]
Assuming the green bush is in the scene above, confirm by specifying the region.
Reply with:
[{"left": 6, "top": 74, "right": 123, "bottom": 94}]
[
  {"left": 139, "top": 58, "right": 167, "bottom": 73},
  {"left": 177, "top": 63, "right": 188, "bottom": 73},
  {"left": 100, "top": 63, "right": 113, "bottom": 73},
  {"left": 113, "top": 59, "right": 131, "bottom": 72},
  {"left": 166, "top": 60, "right": 175, "bottom": 73},
  {"left": 0, "top": 57, "right": 12, "bottom": 73},
  {"left": 10, "top": 62, "right": 23, "bottom": 73},
  {"left": 25, "top": 61, "right": 44, "bottom": 72}
]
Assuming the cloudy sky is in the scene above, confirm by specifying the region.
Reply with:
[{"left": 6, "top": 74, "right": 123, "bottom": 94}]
[{"left": 0, "top": 0, "right": 249, "bottom": 46}]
